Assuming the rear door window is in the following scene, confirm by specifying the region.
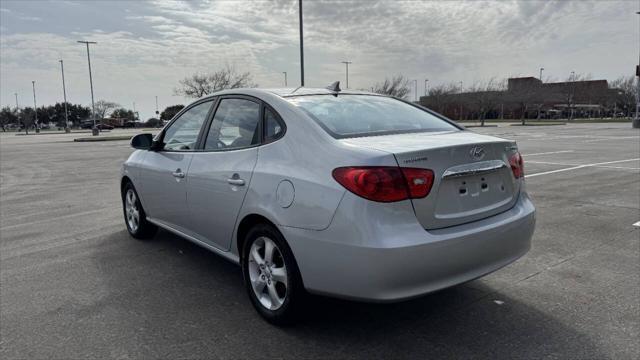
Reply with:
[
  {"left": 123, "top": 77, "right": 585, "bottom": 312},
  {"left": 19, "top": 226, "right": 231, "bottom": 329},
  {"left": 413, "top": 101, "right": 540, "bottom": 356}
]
[{"left": 204, "top": 98, "right": 261, "bottom": 150}]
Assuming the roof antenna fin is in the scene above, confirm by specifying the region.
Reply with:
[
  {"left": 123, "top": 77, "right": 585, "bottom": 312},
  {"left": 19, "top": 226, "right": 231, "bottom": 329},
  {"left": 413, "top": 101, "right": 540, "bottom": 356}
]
[{"left": 326, "top": 81, "right": 341, "bottom": 92}]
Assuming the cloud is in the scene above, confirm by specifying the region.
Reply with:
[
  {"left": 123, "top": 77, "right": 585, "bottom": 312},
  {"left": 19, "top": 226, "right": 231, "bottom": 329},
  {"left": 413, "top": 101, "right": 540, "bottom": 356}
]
[{"left": 0, "top": 0, "right": 635, "bottom": 116}]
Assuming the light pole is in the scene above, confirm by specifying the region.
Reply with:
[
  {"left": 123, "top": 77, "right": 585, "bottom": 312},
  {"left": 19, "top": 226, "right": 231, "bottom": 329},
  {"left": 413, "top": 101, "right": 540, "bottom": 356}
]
[
  {"left": 409, "top": 80, "right": 417, "bottom": 102},
  {"left": 283, "top": 71, "right": 287, "bottom": 87},
  {"left": 459, "top": 81, "right": 463, "bottom": 120},
  {"left": 341, "top": 61, "right": 352, "bottom": 89},
  {"left": 299, "top": 0, "right": 304, "bottom": 86},
  {"left": 59, "top": 60, "right": 70, "bottom": 132},
  {"left": 634, "top": 11, "right": 640, "bottom": 128},
  {"left": 77, "top": 40, "right": 97, "bottom": 133},
  {"left": 539, "top": 67, "right": 544, "bottom": 81},
  {"left": 15, "top": 92, "right": 20, "bottom": 132},
  {"left": 32, "top": 81, "right": 38, "bottom": 133},
  {"left": 424, "top": 79, "right": 429, "bottom": 96},
  {"left": 569, "top": 71, "right": 575, "bottom": 121}
]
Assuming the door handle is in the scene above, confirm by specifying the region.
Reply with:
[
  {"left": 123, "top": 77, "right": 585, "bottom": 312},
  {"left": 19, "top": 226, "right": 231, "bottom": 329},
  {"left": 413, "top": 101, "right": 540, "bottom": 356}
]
[
  {"left": 227, "top": 178, "right": 245, "bottom": 186},
  {"left": 172, "top": 169, "right": 185, "bottom": 178}
]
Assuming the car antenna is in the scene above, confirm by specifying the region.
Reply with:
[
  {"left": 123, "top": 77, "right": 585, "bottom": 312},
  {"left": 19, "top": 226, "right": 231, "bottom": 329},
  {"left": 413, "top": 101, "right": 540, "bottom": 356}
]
[
  {"left": 326, "top": 81, "right": 341, "bottom": 94},
  {"left": 291, "top": 85, "right": 303, "bottom": 94}
]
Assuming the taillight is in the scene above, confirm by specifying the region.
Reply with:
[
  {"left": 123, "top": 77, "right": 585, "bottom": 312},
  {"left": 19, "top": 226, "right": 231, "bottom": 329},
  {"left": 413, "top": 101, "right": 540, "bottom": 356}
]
[
  {"left": 332, "top": 166, "right": 434, "bottom": 202},
  {"left": 509, "top": 152, "right": 524, "bottom": 179}
]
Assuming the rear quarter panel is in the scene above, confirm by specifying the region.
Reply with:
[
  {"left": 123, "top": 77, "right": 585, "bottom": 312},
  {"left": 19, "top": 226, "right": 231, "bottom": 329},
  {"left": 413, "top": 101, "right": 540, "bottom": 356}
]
[{"left": 237, "top": 97, "right": 397, "bottom": 231}]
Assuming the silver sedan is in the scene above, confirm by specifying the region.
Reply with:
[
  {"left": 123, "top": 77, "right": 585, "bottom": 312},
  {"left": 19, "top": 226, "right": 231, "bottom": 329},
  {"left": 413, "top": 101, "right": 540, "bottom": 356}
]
[{"left": 121, "top": 85, "right": 535, "bottom": 324}]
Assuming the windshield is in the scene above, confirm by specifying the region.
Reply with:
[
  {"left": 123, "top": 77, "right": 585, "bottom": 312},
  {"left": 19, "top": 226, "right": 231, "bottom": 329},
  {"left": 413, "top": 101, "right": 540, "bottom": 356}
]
[{"left": 287, "top": 95, "right": 459, "bottom": 138}]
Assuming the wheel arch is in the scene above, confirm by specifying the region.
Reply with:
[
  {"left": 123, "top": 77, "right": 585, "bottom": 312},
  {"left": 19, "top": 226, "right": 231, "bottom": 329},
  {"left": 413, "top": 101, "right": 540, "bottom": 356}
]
[
  {"left": 120, "top": 175, "right": 132, "bottom": 192},
  {"left": 236, "top": 213, "right": 278, "bottom": 262}
]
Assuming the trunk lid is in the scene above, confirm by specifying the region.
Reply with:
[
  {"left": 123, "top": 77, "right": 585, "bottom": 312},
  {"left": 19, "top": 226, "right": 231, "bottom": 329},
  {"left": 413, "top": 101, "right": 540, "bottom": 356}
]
[{"left": 341, "top": 131, "right": 521, "bottom": 229}]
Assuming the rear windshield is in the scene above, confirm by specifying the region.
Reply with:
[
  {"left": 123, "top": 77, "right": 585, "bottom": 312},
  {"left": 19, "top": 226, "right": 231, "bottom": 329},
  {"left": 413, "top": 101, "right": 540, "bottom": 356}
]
[{"left": 287, "top": 95, "right": 459, "bottom": 138}]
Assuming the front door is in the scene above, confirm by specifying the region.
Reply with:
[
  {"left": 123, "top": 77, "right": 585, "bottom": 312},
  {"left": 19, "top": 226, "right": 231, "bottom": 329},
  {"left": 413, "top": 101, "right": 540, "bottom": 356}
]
[
  {"left": 187, "top": 97, "right": 261, "bottom": 250},
  {"left": 138, "top": 100, "right": 213, "bottom": 232}
]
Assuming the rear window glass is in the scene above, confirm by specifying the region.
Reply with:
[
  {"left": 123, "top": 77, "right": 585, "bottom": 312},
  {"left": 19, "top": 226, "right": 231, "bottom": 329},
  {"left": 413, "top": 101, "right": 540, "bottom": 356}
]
[{"left": 287, "top": 95, "right": 458, "bottom": 138}]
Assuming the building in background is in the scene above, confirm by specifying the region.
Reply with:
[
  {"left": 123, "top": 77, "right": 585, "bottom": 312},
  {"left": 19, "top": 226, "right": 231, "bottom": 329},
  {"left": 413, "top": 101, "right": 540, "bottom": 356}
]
[{"left": 420, "top": 77, "right": 623, "bottom": 120}]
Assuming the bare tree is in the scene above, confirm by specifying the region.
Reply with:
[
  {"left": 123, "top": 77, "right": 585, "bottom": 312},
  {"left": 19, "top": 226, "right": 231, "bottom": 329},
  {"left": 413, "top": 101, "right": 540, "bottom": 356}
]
[
  {"left": 372, "top": 75, "right": 411, "bottom": 99},
  {"left": 610, "top": 76, "right": 637, "bottom": 118},
  {"left": 559, "top": 73, "right": 591, "bottom": 121},
  {"left": 505, "top": 78, "right": 544, "bottom": 125},
  {"left": 467, "top": 78, "right": 504, "bottom": 126},
  {"left": 423, "top": 83, "right": 457, "bottom": 114},
  {"left": 94, "top": 100, "right": 120, "bottom": 120},
  {"left": 175, "top": 65, "right": 257, "bottom": 98}
]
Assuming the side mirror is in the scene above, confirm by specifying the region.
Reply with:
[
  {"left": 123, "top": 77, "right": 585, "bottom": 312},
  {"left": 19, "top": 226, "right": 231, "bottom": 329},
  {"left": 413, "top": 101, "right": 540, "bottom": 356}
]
[{"left": 130, "top": 133, "right": 154, "bottom": 150}]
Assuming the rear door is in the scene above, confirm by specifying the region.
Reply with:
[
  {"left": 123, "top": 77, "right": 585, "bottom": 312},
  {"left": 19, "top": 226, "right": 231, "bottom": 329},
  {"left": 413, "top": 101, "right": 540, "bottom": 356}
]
[
  {"left": 137, "top": 99, "right": 214, "bottom": 231},
  {"left": 186, "top": 96, "right": 262, "bottom": 250}
]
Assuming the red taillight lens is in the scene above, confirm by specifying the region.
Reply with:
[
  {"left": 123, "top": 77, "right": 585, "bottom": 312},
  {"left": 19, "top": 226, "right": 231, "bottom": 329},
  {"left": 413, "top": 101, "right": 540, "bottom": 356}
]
[
  {"left": 509, "top": 152, "right": 524, "bottom": 179},
  {"left": 332, "top": 166, "right": 434, "bottom": 202},
  {"left": 401, "top": 168, "right": 435, "bottom": 198}
]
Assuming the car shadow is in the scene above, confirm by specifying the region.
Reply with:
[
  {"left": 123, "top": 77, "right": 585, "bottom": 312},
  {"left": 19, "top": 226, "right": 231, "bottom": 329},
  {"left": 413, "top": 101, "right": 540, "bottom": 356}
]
[{"left": 91, "top": 229, "right": 604, "bottom": 359}]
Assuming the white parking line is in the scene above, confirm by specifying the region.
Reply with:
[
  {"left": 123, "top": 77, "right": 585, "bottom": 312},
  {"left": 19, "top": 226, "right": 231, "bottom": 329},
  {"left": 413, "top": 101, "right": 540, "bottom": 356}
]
[
  {"left": 527, "top": 160, "right": 640, "bottom": 170},
  {"left": 525, "top": 150, "right": 574, "bottom": 156},
  {"left": 634, "top": 221, "right": 640, "bottom": 228},
  {"left": 526, "top": 158, "right": 640, "bottom": 178}
]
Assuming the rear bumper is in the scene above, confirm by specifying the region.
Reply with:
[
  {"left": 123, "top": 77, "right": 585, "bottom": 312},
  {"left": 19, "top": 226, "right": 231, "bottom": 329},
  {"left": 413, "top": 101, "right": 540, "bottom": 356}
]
[{"left": 280, "top": 192, "right": 535, "bottom": 302}]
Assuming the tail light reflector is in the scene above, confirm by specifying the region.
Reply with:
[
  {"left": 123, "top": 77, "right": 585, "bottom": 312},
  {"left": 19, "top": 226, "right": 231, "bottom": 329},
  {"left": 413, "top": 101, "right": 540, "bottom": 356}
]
[
  {"left": 509, "top": 152, "right": 524, "bottom": 179},
  {"left": 332, "top": 166, "right": 434, "bottom": 202}
]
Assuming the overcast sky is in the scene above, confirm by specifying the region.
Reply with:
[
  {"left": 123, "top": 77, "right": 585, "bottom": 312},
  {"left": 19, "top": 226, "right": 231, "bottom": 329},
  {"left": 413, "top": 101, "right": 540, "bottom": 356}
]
[{"left": 1, "top": 0, "right": 637, "bottom": 120}]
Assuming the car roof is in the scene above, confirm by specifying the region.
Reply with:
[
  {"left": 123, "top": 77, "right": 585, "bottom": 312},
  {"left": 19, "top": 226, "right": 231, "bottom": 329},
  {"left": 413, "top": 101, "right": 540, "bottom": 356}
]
[{"left": 210, "top": 87, "right": 382, "bottom": 98}]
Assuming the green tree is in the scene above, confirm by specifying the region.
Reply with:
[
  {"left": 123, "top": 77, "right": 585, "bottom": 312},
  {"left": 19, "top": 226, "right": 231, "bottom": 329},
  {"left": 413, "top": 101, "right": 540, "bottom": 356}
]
[
  {"left": 145, "top": 117, "right": 162, "bottom": 127},
  {"left": 0, "top": 106, "right": 19, "bottom": 131},
  {"left": 19, "top": 107, "right": 36, "bottom": 134},
  {"left": 111, "top": 108, "right": 136, "bottom": 121},
  {"left": 160, "top": 105, "right": 185, "bottom": 120}
]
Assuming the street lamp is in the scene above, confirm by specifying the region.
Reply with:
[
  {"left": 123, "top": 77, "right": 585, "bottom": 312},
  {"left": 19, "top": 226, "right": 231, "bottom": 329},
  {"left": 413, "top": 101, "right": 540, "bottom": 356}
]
[
  {"left": 282, "top": 71, "right": 287, "bottom": 87},
  {"left": 32, "top": 81, "right": 38, "bottom": 133},
  {"left": 410, "top": 79, "right": 418, "bottom": 102},
  {"left": 459, "top": 81, "right": 463, "bottom": 120},
  {"left": 77, "top": 40, "right": 97, "bottom": 134},
  {"left": 539, "top": 67, "right": 544, "bottom": 81},
  {"left": 341, "top": 61, "right": 352, "bottom": 89},
  {"left": 634, "top": 11, "right": 640, "bottom": 128},
  {"left": 424, "top": 79, "right": 429, "bottom": 96},
  {"left": 59, "top": 60, "right": 70, "bottom": 132},
  {"left": 298, "top": 0, "right": 304, "bottom": 86}
]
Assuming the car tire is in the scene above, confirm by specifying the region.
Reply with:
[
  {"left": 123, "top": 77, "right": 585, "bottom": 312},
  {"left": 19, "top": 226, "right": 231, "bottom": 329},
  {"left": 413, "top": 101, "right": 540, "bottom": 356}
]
[
  {"left": 242, "top": 223, "right": 305, "bottom": 325},
  {"left": 122, "top": 182, "right": 157, "bottom": 239}
]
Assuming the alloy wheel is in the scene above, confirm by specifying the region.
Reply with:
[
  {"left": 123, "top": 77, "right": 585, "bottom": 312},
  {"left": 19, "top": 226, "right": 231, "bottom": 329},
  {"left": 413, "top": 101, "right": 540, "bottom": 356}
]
[
  {"left": 125, "top": 189, "right": 140, "bottom": 232},
  {"left": 248, "top": 236, "right": 288, "bottom": 310}
]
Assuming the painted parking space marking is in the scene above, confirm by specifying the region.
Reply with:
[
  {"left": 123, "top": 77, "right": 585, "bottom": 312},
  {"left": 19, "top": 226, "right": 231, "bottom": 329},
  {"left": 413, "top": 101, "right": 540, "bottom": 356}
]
[
  {"left": 527, "top": 160, "right": 640, "bottom": 171},
  {"left": 525, "top": 150, "right": 574, "bottom": 156},
  {"left": 526, "top": 158, "right": 640, "bottom": 178},
  {"left": 633, "top": 221, "right": 640, "bottom": 228}
]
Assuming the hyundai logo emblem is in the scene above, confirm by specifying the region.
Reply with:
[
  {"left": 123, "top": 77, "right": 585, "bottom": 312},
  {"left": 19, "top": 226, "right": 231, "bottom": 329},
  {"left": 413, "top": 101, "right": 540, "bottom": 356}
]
[{"left": 469, "top": 146, "right": 486, "bottom": 160}]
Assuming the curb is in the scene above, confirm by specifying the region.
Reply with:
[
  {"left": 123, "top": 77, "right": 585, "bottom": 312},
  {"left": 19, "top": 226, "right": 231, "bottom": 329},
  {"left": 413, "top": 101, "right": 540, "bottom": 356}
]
[{"left": 74, "top": 136, "right": 132, "bottom": 142}]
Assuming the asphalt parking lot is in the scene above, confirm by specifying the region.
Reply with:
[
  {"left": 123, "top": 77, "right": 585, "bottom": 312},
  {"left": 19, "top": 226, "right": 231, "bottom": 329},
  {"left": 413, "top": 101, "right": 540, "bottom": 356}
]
[{"left": 1, "top": 123, "right": 638, "bottom": 359}]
